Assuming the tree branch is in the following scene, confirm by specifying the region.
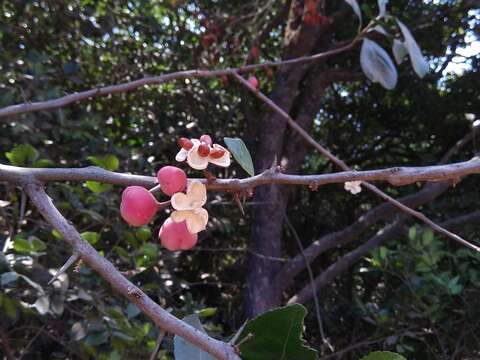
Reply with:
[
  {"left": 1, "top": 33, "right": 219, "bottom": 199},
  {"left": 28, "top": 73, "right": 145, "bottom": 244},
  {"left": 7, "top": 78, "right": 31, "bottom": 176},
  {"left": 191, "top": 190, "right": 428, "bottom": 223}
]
[
  {"left": 234, "top": 73, "right": 480, "bottom": 253},
  {"left": 23, "top": 183, "right": 240, "bottom": 360},
  {"left": 278, "top": 127, "right": 478, "bottom": 288},
  {"left": 1, "top": 156, "right": 480, "bottom": 191},
  {"left": 0, "top": 40, "right": 361, "bottom": 119},
  {"left": 288, "top": 208, "right": 480, "bottom": 304}
]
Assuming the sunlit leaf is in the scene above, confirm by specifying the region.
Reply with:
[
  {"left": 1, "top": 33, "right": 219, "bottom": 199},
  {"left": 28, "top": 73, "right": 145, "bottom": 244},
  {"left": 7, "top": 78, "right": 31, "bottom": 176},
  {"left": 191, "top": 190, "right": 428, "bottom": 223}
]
[
  {"left": 397, "top": 20, "right": 430, "bottom": 78},
  {"left": 377, "top": 0, "right": 389, "bottom": 18},
  {"left": 360, "top": 38, "right": 398, "bottom": 90},
  {"left": 344, "top": 0, "right": 362, "bottom": 29}
]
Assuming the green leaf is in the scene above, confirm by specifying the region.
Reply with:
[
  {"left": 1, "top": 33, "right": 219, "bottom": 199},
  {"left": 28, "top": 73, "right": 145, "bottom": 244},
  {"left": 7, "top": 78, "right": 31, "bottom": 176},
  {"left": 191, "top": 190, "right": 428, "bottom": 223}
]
[
  {"left": 174, "top": 314, "right": 216, "bottom": 360},
  {"left": 81, "top": 231, "right": 100, "bottom": 245},
  {"left": 1, "top": 272, "right": 19, "bottom": 286},
  {"left": 408, "top": 226, "right": 417, "bottom": 241},
  {"left": 33, "top": 158, "right": 55, "bottom": 168},
  {"left": 86, "top": 181, "right": 112, "bottom": 193},
  {"left": 422, "top": 229, "right": 434, "bottom": 246},
  {"left": 126, "top": 303, "right": 141, "bottom": 319},
  {"left": 30, "top": 237, "right": 47, "bottom": 252},
  {"left": 360, "top": 351, "right": 406, "bottom": 360},
  {"left": 135, "top": 226, "right": 152, "bottom": 242},
  {"left": 5, "top": 144, "right": 39, "bottom": 166},
  {"left": 13, "top": 237, "right": 31, "bottom": 253},
  {"left": 197, "top": 307, "right": 217, "bottom": 318},
  {"left": 360, "top": 38, "right": 398, "bottom": 90},
  {"left": 51, "top": 229, "right": 64, "bottom": 240},
  {"left": 237, "top": 304, "right": 317, "bottom": 360},
  {"left": 85, "top": 331, "right": 109, "bottom": 346},
  {"left": 87, "top": 154, "right": 119, "bottom": 171},
  {"left": 224, "top": 137, "right": 254, "bottom": 176}
]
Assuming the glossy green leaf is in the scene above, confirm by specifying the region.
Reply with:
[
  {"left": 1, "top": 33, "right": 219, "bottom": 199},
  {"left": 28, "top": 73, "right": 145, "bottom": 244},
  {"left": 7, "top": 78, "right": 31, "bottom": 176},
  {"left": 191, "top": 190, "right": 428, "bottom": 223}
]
[
  {"left": 237, "top": 304, "right": 317, "bottom": 360},
  {"left": 224, "top": 137, "right": 254, "bottom": 176}
]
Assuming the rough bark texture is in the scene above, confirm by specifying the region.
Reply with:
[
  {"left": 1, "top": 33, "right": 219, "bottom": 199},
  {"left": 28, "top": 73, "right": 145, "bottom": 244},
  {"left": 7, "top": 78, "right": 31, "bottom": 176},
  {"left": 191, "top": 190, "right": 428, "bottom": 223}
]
[{"left": 245, "top": 0, "right": 329, "bottom": 317}]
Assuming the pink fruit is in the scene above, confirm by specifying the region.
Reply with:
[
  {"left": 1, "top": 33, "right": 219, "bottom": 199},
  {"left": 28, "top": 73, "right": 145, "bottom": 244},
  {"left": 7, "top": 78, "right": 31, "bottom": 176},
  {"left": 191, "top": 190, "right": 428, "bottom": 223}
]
[
  {"left": 247, "top": 76, "right": 259, "bottom": 90},
  {"left": 159, "top": 218, "right": 198, "bottom": 251},
  {"left": 120, "top": 186, "right": 158, "bottom": 226},
  {"left": 199, "top": 134, "right": 213, "bottom": 146},
  {"left": 157, "top": 166, "right": 187, "bottom": 196}
]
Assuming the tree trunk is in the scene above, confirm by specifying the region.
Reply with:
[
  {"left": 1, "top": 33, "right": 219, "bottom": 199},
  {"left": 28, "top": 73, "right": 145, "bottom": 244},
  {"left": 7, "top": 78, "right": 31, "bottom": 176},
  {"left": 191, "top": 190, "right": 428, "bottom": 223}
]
[{"left": 244, "top": 0, "right": 334, "bottom": 317}]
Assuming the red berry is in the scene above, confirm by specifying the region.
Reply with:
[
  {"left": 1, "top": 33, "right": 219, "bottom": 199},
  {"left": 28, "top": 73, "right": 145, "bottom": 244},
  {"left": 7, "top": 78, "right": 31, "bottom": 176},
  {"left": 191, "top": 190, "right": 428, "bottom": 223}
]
[
  {"left": 199, "top": 134, "right": 213, "bottom": 146},
  {"left": 250, "top": 46, "right": 260, "bottom": 59},
  {"left": 120, "top": 186, "right": 158, "bottom": 226},
  {"left": 157, "top": 166, "right": 187, "bottom": 196},
  {"left": 159, "top": 218, "right": 198, "bottom": 251},
  {"left": 209, "top": 148, "right": 225, "bottom": 159},
  {"left": 198, "top": 143, "right": 211, "bottom": 157},
  {"left": 177, "top": 137, "right": 193, "bottom": 150},
  {"left": 247, "top": 76, "right": 259, "bottom": 90}
]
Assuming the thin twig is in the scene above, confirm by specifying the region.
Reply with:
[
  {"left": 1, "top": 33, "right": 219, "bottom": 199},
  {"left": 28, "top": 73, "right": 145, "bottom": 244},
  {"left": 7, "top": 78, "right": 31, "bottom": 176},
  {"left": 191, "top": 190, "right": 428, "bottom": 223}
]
[
  {"left": 24, "top": 183, "right": 240, "bottom": 360},
  {"left": 284, "top": 214, "right": 333, "bottom": 352},
  {"left": 149, "top": 329, "right": 166, "bottom": 360},
  {"left": 0, "top": 40, "right": 360, "bottom": 119},
  {"left": 0, "top": 325, "right": 14, "bottom": 360}
]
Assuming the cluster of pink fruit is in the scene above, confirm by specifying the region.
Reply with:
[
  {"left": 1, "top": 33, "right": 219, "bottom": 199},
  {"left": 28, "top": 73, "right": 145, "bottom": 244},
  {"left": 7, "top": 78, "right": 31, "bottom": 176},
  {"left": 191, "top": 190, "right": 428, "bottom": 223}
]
[{"left": 120, "top": 135, "right": 230, "bottom": 251}]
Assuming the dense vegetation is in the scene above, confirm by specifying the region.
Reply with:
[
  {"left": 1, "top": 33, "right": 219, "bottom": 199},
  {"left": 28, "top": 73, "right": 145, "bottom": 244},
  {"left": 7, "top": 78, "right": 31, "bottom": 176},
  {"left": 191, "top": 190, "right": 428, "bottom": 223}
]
[{"left": 1, "top": 0, "right": 479, "bottom": 359}]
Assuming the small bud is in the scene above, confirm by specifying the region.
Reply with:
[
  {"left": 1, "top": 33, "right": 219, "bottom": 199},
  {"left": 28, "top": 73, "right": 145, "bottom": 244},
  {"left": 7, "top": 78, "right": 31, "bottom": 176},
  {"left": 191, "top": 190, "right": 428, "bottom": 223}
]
[
  {"left": 247, "top": 76, "right": 259, "bottom": 90},
  {"left": 199, "top": 134, "right": 213, "bottom": 146},
  {"left": 178, "top": 137, "right": 194, "bottom": 150},
  {"left": 198, "top": 143, "right": 211, "bottom": 157},
  {"left": 209, "top": 148, "right": 226, "bottom": 159}
]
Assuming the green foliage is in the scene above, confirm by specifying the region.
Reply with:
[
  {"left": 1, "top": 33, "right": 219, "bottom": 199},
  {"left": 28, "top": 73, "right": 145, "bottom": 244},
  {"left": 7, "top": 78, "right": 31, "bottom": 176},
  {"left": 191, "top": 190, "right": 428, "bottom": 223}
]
[
  {"left": 237, "top": 304, "right": 317, "bottom": 360},
  {"left": 5, "top": 144, "right": 39, "bottom": 166},
  {"left": 0, "top": 0, "right": 478, "bottom": 358},
  {"left": 224, "top": 137, "right": 255, "bottom": 176}
]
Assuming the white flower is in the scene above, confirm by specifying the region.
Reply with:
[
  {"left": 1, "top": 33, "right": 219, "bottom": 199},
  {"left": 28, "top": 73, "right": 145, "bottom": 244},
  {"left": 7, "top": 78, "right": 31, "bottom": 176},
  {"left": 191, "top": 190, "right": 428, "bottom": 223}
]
[
  {"left": 170, "top": 181, "right": 209, "bottom": 234},
  {"left": 344, "top": 181, "right": 362, "bottom": 195},
  {"left": 175, "top": 138, "right": 231, "bottom": 170}
]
